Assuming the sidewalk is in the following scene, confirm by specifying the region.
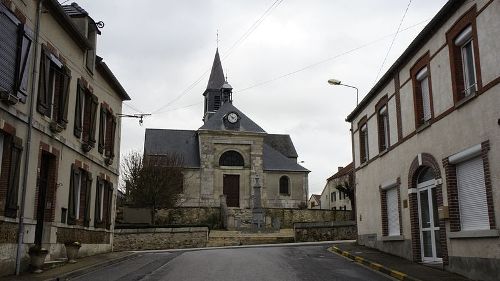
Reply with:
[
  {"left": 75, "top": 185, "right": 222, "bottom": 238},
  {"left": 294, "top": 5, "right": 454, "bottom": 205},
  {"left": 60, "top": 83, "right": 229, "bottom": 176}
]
[
  {"left": 329, "top": 242, "right": 470, "bottom": 281},
  {"left": 1, "top": 251, "right": 136, "bottom": 281}
]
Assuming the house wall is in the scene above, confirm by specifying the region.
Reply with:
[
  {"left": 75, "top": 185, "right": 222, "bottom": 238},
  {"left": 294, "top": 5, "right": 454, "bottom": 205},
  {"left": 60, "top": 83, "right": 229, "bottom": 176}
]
[
  {"left": 350, "top": 1, "right": 500, "bottom": 279},
  {"left": 0, "top": 0, "right": 126, "bottom": 275}
]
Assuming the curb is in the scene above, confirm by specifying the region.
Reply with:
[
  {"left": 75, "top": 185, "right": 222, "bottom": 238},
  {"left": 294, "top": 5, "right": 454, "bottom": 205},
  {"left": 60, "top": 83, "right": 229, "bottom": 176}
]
[
  {"left": 44, "top": 252, "right": 138, "bottom": 281},
  {"left": 328, "top": 246, "right": 422, "bottom": 281}
]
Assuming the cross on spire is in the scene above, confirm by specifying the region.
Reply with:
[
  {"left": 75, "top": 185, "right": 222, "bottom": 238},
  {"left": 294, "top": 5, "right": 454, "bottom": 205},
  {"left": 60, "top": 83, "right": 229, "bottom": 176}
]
[{"left": 216, "top": 30, "right": 219, "bottom": 48}]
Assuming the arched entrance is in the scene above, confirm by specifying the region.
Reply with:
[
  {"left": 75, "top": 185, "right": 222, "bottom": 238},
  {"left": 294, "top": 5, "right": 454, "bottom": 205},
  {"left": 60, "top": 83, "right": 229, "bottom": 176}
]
[
  {"left": 408, "top": 153, "right": 448, "bottom": 264},
  {"left": 416, "top": 167, "right": 442, "bottom": 262}
]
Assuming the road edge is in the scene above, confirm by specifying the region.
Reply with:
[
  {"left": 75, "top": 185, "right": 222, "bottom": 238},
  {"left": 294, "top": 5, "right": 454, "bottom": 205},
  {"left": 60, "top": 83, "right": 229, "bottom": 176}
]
[{"left": 327, "top": 246, "right": 422, "bottom": 281}]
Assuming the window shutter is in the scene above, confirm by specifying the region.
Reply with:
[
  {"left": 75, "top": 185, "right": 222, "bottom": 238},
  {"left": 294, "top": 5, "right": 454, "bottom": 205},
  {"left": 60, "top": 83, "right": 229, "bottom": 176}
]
[
  {"left": 106, "top": 182, "right": 113, "bottom": 229},
  {"left": 5, "top": 137, "right": 22, "bottom": 213},
  {"left": 84, "top": 172, "right": 92, "bottom": 227},
  {"left": 67, "top": 165, "right": 80, "bottom": 225},
  {"left": 110, "top": 116, "right": 117, "bottom": 158},
  {"left": 73, "top": 80, "right": 83, "bottom": 138},
  {"left": 58, "top": 66, "right": 71, "bottom": 125},
  {"left": 78, "top": 170, "right": 87, "bottom": 224},
  {"left": 98, "top": 106, "right": 105, "bottom": 153},
  {"left": 94, "top": 176, "right": 102, "bottom": 226},
  {"left": 0, "top": 7, "right": 19, "bottom": 96},
  {"left": 105, "top": 113, "right": 113, "bottom": 157},
  {"left": 457, "top": 157, "right": 489, "bottom": 231},
  {"left": 82, "top": 92, "right": 91, "bottom": 142},
  {"left": 37, "top": 50, "right": 51, "bottom": 115},
  {"left": 15, "top": 24, "right": 32, "bottom": 102},
  {"left": 88, "top": 95, "right": 98, "bottom": 144},
  {"left": 387, "top": 187, "right": 400, "bottom": 236}
]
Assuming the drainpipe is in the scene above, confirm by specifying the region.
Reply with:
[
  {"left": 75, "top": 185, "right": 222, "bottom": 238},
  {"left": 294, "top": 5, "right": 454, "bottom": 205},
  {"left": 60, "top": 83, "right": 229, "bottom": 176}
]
[{"left": 15, "top": 0, "right": 42, "bottom": 275}]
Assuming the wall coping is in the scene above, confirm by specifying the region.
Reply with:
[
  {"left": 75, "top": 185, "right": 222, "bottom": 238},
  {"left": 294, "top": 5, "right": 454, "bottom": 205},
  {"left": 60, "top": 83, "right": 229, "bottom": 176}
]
[
  {"left": 114, "top": 227, "right": 209, "bottom": 234},
  {"left": 294, "top": 221, "right": 356, "bottom": 229},
  {"left": 448, "top": 229, "right": 499, "bottom": 239}
]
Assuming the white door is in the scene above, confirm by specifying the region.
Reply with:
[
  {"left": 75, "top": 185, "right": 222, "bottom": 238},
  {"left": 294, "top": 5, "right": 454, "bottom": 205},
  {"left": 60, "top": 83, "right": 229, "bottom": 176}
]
[{"left": 417, "top": 179, "right": 442, "bottom": 262}]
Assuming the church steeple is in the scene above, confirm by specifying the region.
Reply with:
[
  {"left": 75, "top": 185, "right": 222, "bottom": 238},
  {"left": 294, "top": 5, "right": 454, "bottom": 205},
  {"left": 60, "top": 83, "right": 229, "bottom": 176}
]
[{"left": 203, "top": 49, "right": 233, "bottom": 122}]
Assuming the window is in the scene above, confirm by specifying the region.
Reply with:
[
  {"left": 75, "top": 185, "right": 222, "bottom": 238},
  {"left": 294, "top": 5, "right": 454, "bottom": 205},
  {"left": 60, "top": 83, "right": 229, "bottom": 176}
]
[
  {"left": 331, "top": 192, "right": 336, "bottom": 202},
  {"left": 411, "top": 52, "right": 433, "bottom": 129},
  {"left": 95, "top": 176, "right": 113, "bottom": 229},
  {"left": 0, "top": 132, "right": 23, "bottom": 218},
  {"left": 0, "top": 4, "right": 32, "bottom": 104},
  {"left": 456, "top": 156, "right": 489, "bottom": 231},
  {"left": 447, "top": 6, "right": 481, "bottom": 103},
  {"left": 381, "top": 181, "right": 401, "bottom": 237},
  {"left": 377, "top": 103, "right": 390, "bottom": 152},
  {"left": 387, "top": 187, "right": 400, "bottom": 236},
  {"left": 98, "top": 104, "right": 117, "bottom": 162},
  {"left": 68, "top": 165, "right": 92, "bottom": 226},
  {"left": 279, "top": 176, "right": 290, "bottom": 195},
  {"left": 358, "top": 118, "right": 369, "bottom": 164},
  {"left": 74, "top": 80, "right": 98, "bottom": 151},
  {"left": 219, "top": 150, "right": 244, "bottom": 166},
  {"left": 37, "top": 47, "right": 71, "bottom": 128}
]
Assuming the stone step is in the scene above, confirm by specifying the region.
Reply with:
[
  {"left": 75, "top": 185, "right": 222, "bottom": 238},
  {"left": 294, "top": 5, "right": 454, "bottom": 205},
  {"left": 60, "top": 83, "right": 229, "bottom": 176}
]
[{"left": 42, "top": 259, "right": 67, "bottom": 270}]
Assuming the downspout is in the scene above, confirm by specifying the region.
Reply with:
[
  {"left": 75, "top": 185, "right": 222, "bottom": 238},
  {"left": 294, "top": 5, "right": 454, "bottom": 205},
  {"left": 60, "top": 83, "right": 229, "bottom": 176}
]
[{"left": 15, "top": 0, "right": 42, "bottom": 275}]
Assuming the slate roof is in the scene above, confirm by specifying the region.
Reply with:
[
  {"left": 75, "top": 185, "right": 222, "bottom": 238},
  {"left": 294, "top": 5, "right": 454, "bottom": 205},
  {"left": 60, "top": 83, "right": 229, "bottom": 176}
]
[
  {"left": 310, "top": 194, "right": 321, "bottom": 203},
  {"left": 327, "top": 162, "right": 353, "bottom": 182},
  {"left": 144, "top": 129, "right": 200, "bottom": 168},
  {"left": 263, "top": 143, "right": 309, "bottom": 172},
  {"left": 264, "top": 134, "right": 298, "bottom": 159},
  {"left": 206, "top": 49, "right": 225, "bottom": 90},
  {"left": 199, "top": 102, "right": 266, "bottom": 133},
  {"left": 62, "top": 2, "right": 88, "bottom": 17}
]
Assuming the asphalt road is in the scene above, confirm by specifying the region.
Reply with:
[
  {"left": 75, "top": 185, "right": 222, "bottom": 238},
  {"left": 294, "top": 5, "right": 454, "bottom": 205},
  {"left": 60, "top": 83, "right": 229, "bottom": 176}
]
[{"left": 71, "top": 245, "right": 392, "bottom": 281}]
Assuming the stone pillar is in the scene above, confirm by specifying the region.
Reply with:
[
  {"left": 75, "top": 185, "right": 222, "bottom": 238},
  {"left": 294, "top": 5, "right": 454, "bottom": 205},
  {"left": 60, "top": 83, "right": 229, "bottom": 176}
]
[
  {"left": 252, "top": 175, "right": 264, "bottom": 230},
  {"left": 220, "top": 195, "right": 228, "bottom": 230}
]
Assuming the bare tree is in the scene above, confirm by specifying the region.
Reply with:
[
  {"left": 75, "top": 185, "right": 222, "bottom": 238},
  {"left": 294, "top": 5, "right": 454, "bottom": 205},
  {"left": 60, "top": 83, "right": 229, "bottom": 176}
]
[
  {"left": 335, "top": 173, "right": 356, "bottom": 220},
  {"left": 121, "top": 151, "right": 184, "bottom": 224}
]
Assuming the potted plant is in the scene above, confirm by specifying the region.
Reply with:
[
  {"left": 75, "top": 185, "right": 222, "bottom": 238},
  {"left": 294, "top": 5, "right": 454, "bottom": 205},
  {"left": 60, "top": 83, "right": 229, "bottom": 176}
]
[
  {"left": 28, "top": 245, "right": 49, "bottom": 273},
  {"left": 64, "top": 241, "right": 81, "bottom": 263}
]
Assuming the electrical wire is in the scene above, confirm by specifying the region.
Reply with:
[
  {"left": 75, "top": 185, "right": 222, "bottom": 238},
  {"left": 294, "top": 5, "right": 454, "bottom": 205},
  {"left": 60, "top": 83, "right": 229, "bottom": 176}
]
[
  {"left": 373, "top": 0, "right": 412, "bottom": 84},
  {"left": 152, "top": 0, "right": 284, "bottom": 114}
]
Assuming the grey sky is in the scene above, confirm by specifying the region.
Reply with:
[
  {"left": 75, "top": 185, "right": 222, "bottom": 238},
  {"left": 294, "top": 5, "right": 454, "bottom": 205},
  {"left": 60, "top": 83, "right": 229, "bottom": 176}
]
[{"left": 71, "top": 0, "right": 448, "bottom": 195}]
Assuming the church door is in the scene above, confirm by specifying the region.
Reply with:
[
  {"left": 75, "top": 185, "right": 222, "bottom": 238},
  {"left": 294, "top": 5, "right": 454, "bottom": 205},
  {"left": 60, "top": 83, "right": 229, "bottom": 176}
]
[{"left": 223, "top": 174, "right": 240, "bottom": 207}]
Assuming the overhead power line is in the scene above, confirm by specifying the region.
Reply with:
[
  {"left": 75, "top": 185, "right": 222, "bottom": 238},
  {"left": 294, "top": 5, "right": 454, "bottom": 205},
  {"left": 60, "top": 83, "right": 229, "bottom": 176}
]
[
  {"left": 152, "top": 0, "right": 284, "bottom": 114},
  {"left": 373, "top": 0, "right": 412, "bottom": 84}
]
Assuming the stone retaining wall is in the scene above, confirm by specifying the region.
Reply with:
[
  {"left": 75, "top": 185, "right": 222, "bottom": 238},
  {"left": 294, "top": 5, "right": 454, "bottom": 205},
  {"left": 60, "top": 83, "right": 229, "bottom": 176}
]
[
  {"left": 113, "top": 227, "right": 209, "bottom": 251},
  {"left": 294, "top": 221, "right": 357, "bottom": 242},
  {"left": 150, "top": 207, "right": 352, "bottom": 230}
]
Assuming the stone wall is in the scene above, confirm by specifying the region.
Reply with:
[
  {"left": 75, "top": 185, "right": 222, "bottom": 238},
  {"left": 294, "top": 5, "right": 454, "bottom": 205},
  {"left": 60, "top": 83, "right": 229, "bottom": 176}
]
[
  {"left": 152, "top": 207, "right": 352, "bottom": 230},
  {"left": 294, "top": 221, "right": 357, "bottom": 242},
  {"left": 113, "top": 227, "right": 209, "bottom": 251}
]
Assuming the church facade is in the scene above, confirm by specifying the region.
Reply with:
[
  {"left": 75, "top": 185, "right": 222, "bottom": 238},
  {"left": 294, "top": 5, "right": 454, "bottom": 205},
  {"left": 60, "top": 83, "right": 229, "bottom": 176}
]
[{"left": 144, "top": 50, "right": 309, "bottom": 209}]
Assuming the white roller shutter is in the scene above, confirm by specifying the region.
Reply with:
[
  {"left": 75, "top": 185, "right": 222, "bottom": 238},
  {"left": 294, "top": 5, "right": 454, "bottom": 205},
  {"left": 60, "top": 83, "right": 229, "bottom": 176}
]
[
  {"left": 456, "top": 156, "right": 489, "bottom": 231},
  {"left": 387, "top": 187, "right": 400, "bottom": 236}
]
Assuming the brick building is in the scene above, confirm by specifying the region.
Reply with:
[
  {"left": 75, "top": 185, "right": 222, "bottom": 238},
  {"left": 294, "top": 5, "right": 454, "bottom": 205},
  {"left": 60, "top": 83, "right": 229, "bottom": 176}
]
[
  {"left": 346, "top": 1, "right": 499, "bottom": 280},
  {"left": 0, "top": 0, "right": 129, "bottom": 275}
]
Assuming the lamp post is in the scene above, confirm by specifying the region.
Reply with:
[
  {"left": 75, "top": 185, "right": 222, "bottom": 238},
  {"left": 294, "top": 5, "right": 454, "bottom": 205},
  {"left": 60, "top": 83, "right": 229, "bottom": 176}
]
[{"left": 327, "top": 79, "right": 359, "bottom": 106}]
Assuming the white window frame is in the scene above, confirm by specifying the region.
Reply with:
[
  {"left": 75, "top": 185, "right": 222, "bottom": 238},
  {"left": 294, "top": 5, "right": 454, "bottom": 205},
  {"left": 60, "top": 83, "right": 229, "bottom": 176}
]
[
  {"left": 360, "top": 123, "right": 369, "bottom": 162},
  {"left": 379, "top": 105, "right": 389, "bottom": 150},
  {"left": 454, "top": 25, "right": 476, "bottom": 97},
  {"left": 381, "top": 179, "right": 400, "bottom": 236},
  {"left": 416, "top": 67, "right": 431, "bottom": 122}
]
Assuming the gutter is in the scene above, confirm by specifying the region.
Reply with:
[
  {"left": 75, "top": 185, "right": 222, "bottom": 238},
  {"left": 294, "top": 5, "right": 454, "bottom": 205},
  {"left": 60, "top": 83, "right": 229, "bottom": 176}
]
[{"left": 15, "top": 0, "right": 42, "bottom": 275}]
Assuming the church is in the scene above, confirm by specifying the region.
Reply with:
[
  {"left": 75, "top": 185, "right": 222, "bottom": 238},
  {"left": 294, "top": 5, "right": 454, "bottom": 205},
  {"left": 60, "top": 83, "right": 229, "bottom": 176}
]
[{"left": 143, "top": 50, "right": 309, "bottom": 209}]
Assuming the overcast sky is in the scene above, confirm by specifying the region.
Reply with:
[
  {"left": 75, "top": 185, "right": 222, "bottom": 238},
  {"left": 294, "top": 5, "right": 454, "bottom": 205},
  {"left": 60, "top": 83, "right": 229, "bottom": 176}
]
[{"left": 68, "top": 0, "right": 448, "bottom": 196}]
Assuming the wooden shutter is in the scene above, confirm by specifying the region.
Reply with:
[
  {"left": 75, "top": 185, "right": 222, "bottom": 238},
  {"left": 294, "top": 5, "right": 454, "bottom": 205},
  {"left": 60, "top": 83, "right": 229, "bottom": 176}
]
[
  {"left": 106, "top": 182, "right": 113, "bottom": 229},
  {"left": 82, "top": 92, "right": 91, "bottom": 142},
  {"left": 110, "top": 116, "right": 117, "bottom": 159},
  {"left": 98, "top": 106, "right": 105, "bottom": 153},
  {"left": 78, "top": 170, "right": 87, "bottom": 224},
  {"left": 105, "top": 113, "right": 113, "bottom": 157},
  {"left": 37, "top": 50, "right": 51, "bottom": 115},
  {"left": 88, "top": 95, "right": 98, "bottom": 144},
  {"left": 15, "top": 24, "right": 32, "bottom": 102},
  {"left": 73, "top": 80, "right": 84, "bottom": 138},
  {"left": 84, "top": 172, "right": 92, "bottom": 227},
  {"left": 0, "top": 6, "right": 20, "bottom": 96},
  {"left": 387, "top": 187, "right": 400, "bottom": 236},
  {"left": 67, "top": 164, "right": 79, "bottom": 225},
  {"left": 456, "top": 156, "right": 489, "bottom": 231},
  {"left": 58, "top": 66, "right": 71, "bottom": 125},
  {"left": 94, "top": 176, "right": 102, "bottom": 226}
]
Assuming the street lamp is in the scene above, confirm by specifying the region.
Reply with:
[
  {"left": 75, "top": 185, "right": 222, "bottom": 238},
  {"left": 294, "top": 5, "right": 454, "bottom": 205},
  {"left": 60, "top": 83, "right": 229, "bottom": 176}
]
[{"left": 327, "top": 79, "right": 359, "bottom": 106}]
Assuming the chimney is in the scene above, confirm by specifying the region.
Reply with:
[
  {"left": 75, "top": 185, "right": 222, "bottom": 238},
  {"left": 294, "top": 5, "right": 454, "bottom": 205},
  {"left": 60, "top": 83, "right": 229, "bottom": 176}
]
[{"left": 338, "top": 166, "right": 343, "bottom": 172}]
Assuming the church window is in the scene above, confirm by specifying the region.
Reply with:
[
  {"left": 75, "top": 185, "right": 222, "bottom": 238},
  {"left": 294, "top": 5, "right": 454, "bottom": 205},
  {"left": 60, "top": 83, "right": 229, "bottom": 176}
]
[
  {"left": 219, "top": 150, "right": 244, "bottom": 166},
  {"left": 279, "top": 176, "right": 290, "bottom": 195}
]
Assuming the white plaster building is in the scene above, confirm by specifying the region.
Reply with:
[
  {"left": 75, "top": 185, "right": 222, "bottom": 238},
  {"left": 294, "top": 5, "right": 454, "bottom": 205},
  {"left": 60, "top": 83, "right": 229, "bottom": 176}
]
[
  {"left": 346, "top": 1, "right": 499, "bottom": 280},
  {"left": 319, "top": 164, "right": 353, "bottom": 211}
]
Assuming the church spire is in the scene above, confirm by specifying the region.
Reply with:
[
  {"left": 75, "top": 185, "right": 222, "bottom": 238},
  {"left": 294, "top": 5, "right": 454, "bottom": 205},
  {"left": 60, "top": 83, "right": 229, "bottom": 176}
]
[
  {"left": 203, "top": 48, "right": 233, "bottom": 122},
  {"left": 206, "top": 48, "right": 225, "bottom": 90}
]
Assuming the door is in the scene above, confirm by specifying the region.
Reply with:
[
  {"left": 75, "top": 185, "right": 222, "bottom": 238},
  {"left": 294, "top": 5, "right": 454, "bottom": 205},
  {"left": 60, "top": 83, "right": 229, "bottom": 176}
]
[
  {"left": 417, "top": 179, "right": 442, "bottom": 262},
  {"left": 223, "top": 174, "right": 240, "bottom": 207},
  {"left": 35, "top": 152, "right": 53, "bottom": 246}
]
